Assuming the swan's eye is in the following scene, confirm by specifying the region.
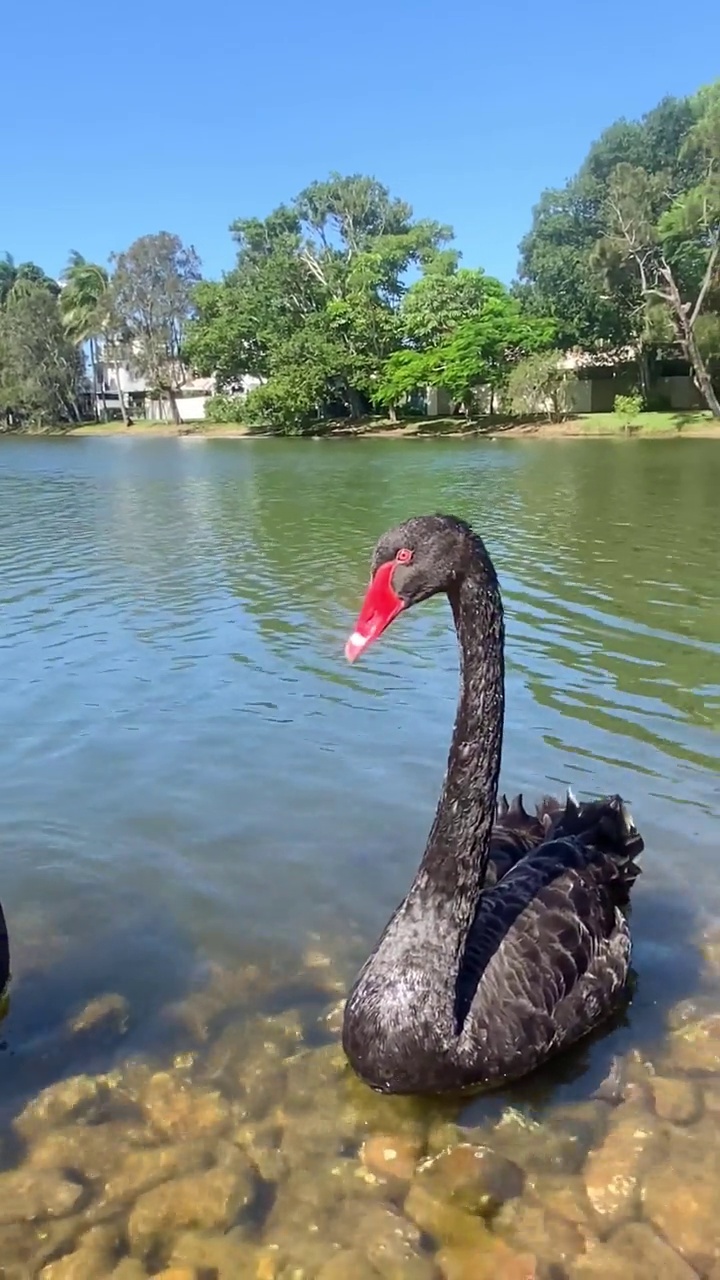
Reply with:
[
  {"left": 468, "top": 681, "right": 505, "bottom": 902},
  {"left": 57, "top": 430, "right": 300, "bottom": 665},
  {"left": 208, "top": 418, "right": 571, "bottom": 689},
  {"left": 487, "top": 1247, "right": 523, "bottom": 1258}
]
[{"left": 395, "top": 548, "right": 413, "bottom": 564}]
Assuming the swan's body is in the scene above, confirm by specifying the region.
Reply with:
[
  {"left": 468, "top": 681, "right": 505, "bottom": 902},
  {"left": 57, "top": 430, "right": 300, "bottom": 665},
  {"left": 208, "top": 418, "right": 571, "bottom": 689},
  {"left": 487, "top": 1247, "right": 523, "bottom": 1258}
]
[
  {"left": 0, "top": 898, "right": 9, "bottom": 999},
  {"left": 342, "top": 515, "right": 643, "bottom": 1096}
]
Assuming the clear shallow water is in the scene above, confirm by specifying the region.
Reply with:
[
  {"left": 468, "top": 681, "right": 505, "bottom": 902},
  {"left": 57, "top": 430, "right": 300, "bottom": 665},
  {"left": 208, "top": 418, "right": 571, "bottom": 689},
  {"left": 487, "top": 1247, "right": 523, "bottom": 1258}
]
[{"left": 1, "top": 436, "right": 719, "bottom": 1274}]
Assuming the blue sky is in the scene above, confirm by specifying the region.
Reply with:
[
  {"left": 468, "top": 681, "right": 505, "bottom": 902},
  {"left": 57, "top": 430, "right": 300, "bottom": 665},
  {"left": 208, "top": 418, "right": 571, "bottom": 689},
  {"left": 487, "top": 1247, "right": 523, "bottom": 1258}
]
[{"left": 4, "top": 0, "right": 718, "bottom": 286}]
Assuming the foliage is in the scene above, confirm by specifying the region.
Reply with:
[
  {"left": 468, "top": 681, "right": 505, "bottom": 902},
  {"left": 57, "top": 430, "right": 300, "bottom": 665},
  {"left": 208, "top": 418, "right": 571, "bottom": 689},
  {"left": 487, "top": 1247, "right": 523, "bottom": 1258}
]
[
  {"left": 185, "top": 173, "right": 452, "bottom": 431},
  {"left": 436, "top": 295, "right": 555, "bottom": 411},
  {"left": 111, "top": 233, "right": 202, "bottom": 423},
  {"left": 399, "top": 268, "right": 504, "bottom": 350},
  {"left": 375, "top": 349, "right": 432, "bottom": 411},
  {"left": 695, "top": 312, "right": 720, "bottom": 372},
  {"left": 0, "top": 253, "right": 58, "bottom": 308},
  {"left": 377, "top": 286, "right": 555, "bottom": 416},
  {"left": 204, "top": 393, "right": 247, "bottom": 424},
  {"left": 517, "top": 87, "right": 718, "bottom": 384},
  {"left": 59, "top": 252, "right": 123, "bottom": 422},
  {"left": 507, "top": 349, "right": 570, "bottom": 421},
  {"left": 592, "top": 81, "right": 720, "bottom": 415},
  {"left": 614, "top": 392, "right": 644, "bottom": 431},
  {"left": 0, "top": 283, "right": 84, "bottom": 427}
]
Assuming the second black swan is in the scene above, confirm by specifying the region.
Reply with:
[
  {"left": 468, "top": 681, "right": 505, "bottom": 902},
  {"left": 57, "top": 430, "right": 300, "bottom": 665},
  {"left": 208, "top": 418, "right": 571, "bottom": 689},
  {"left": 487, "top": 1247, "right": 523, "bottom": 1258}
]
[{"left": 342, "top": 514, "right": 644, "bottom": 1095}]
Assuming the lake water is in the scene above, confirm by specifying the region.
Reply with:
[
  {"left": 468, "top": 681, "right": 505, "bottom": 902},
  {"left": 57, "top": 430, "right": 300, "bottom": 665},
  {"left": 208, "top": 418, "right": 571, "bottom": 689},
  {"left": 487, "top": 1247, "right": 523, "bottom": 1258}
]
[{"left": 1, "top": 435, "right": 719, "bottom": 1277}]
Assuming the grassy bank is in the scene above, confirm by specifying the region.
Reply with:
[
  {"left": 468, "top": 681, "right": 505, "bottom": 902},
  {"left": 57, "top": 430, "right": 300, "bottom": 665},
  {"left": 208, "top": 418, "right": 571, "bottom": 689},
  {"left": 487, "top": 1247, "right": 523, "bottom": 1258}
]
[{"left": 44, "top": 408, "right": 720, "bottom": 440}]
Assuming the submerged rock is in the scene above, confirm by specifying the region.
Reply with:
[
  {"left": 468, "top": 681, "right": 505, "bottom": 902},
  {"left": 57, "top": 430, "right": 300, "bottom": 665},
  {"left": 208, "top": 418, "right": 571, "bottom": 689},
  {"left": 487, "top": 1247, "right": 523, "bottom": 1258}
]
[
  {"left": 110, "top": 1263, "right": 148, "bottom": 1280},
  {"left": 495, "top": 1196, "right": 589, "bottom": 1270},
  {"left": 96, "top": 1140, "right": 210, "bottom": 1212},
  {"left": 487, "top": 1103, "right": 607, "bottom": 1177},
  {"left": 667, "top": 1014, "right": 720, "bottom": 1073},
  {"left": 437, "top": 1238, "right": 537, "bottom": 1280},
  {"left": 68, "top": 992, "right": 130, "bottom": 1036},
  {"left": 650, "top": 1075, "right": 703, "bottom": 1125},
  {"left": 135, "top": 1069, "right": 233, "bottom": 1141},
  {"left": 569, "top": 1222, "right": 699, "bottom": 1279},
  {"left": 404, "top": 1181, "right": 497, "bottom": 1250},
  {"left": 0, "top": 1168, "right": 84, "bottom": 1225},
  {"left": 583, "top": 1099, "right": 659, "bottom": 1229},
  {"left": 14, "top": 1073, "right": 119, "bottom": 1139},
  {"left": 360, "top": 1134, "right": 424, "bottom": 1184},
  {"left": 169, "top": 1229, "right": 261, "bottom": 1277},
  {"left": 127, "top": 1158, "right": 253, "bottom": 1256},
  {"left": 27, "top": 1120, "right": 148, "bottom": 1181},
  {"left": 356, "top": 1204, "right": 434, "bottom": 1279},
  {"left": 414, "top": 1143, "right": 525, "bottom": 1216},
  {"left": 38, "top": 1224, "right": 121, "bottom": 1280},
  {"left": 642, "top": 1127, "right": 720, "bottom": 1269}
]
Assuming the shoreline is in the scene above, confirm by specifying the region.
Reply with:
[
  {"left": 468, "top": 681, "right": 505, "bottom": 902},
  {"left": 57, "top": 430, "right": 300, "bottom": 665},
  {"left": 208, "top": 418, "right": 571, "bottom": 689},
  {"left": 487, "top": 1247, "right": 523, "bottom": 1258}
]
[{"left": 11, "top": 413, "right": 720, "bottom": 442}]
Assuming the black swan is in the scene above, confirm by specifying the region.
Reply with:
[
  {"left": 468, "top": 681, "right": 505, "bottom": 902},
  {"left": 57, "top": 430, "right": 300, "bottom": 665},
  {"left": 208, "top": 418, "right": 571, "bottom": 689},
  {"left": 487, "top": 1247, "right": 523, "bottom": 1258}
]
[
  {"left": 0, "top": 898, "right": 8, "bottom": 1003},
  {"left": 342, "top": 514, "right": 644, "bottom": 1095}
]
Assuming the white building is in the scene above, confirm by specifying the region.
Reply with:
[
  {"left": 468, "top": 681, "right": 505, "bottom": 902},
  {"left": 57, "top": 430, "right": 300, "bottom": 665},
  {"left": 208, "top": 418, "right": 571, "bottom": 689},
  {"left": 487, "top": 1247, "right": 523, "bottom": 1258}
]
[{"left": 94, "top": 354, "right": 262, "bottom": 422}]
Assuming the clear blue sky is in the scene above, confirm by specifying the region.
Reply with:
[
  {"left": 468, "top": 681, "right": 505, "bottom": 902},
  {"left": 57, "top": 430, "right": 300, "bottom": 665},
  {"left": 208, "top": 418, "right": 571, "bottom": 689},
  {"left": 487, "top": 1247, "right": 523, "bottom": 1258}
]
[{"left": 4, "top": 0, "right": 718, "bottom": 285}]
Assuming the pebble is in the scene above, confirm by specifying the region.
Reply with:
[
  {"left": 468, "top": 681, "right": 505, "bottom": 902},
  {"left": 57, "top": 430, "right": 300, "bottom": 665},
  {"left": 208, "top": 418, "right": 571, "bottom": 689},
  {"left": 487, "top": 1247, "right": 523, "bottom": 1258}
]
[{"left": 360, "top": 1134, "right": 423, "bottom": 1183}]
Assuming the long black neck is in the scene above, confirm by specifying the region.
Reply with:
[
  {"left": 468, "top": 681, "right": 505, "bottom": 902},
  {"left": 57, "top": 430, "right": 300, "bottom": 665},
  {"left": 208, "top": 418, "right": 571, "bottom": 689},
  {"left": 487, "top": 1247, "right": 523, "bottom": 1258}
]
[{"left": 411, "top": 534, "right": 505, "bottom": 937}]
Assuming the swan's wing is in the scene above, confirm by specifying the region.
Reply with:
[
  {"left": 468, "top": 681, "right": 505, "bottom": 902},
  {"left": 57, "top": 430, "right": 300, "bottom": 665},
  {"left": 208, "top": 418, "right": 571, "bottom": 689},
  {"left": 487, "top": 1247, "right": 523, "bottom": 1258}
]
[
  {"left": 485, "top": 794, "right": 547, "bottom": 887},
  {"left": 454, "top": 836, "right": 632, "bottom": 1043}
]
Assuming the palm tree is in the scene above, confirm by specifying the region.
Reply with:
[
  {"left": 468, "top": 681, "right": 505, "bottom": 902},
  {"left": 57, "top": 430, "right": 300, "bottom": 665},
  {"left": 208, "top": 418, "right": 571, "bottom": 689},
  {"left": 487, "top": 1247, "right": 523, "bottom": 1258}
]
[
  {"left": 1, "top": 252, "right": 59, "bottom": 308},
  {"left": 59, "top": 252, "right": 128, "bottom": 424}
]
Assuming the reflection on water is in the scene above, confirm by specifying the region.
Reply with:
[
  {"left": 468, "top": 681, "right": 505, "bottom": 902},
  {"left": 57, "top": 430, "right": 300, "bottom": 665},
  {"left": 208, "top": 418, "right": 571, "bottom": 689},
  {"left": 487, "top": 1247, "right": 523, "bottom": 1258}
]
[{"left": 0, "top": 436, "right": 719, "bottom": 1276}]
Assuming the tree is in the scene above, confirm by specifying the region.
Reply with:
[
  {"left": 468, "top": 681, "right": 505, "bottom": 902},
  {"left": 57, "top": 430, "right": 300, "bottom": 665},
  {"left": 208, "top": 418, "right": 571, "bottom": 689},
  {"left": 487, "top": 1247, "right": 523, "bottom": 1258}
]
[
  {"left": 111, "top": 233, "right": 202, "bottom": 424},
  {"left": 375, "top": 349, "right": 433, "bottom": 418},
  {"left": 0, "top": 253, "right": 59, "bottom": 309},
  {"left": 516, "top": 89, "right": 712, "bottom": 391},
  {"left": 399, "top": 268, "right": 504, "bottom": 350},
  {"left": 184, "top": 173, "right": 452, "bottom": 432},
  {"left": 59, "top": 252, "right": 128, "bottom": 423},
  {"left": 0, "top": 283, "right": 85, "bottom": 427},
  {"left": 595, "top": 83, "right": 720, "bottom": 416},
  {"left": 377, "top": 286, "right": 556, "bottom": 418},
  {"left": 429, "top": 295, "right": 555, "bottom": 416},
  {"left": 507, "top": 350, "right": 570, "bottom": 421}
]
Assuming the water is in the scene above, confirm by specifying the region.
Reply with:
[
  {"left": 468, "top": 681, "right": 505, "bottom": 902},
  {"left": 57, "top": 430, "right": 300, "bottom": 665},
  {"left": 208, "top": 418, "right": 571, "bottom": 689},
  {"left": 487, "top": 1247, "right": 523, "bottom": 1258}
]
[{"left": 1, "top": 435, "right": 719, "bottom": 1275}]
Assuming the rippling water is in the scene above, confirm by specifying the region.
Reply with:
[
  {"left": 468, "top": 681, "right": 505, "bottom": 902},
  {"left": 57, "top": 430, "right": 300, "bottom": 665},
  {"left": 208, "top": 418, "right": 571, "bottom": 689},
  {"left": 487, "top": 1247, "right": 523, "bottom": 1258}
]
[{"left": 0, "top": 436, "right": 719, "bottom": 1270}]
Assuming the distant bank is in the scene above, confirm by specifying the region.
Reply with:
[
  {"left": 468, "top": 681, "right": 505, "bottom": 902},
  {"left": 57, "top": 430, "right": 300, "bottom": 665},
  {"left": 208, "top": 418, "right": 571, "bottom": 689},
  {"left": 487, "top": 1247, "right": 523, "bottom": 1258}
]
[{"left": 30, "top": 409, "right": 720, "bottom": 441}]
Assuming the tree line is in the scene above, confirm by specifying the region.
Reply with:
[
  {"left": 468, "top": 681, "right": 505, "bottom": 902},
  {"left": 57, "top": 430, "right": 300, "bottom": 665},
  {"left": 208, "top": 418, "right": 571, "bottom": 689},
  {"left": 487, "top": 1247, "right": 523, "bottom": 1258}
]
[{"left": 2, "top": 78, "right": 719, "bottom": 433}]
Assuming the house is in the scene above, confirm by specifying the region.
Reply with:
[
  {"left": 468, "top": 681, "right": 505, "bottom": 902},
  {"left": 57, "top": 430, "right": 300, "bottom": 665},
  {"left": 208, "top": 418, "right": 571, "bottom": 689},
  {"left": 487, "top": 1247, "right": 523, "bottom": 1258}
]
[{"left": 94, "top": 353, "right": 262, "bottom": 422}]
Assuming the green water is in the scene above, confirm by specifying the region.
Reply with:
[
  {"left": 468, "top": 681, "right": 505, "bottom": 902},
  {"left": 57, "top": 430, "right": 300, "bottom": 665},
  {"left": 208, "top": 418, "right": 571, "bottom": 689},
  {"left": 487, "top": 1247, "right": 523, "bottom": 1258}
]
[{"left": 0, "top": 435, "right": 719, "bottom": 1276}]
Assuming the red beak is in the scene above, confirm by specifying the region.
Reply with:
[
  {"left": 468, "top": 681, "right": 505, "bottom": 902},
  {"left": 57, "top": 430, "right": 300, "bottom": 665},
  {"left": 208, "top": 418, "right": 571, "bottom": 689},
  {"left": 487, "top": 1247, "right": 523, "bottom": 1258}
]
[{"left": 345, "top": 561, "right": 406, "bottom": 662}]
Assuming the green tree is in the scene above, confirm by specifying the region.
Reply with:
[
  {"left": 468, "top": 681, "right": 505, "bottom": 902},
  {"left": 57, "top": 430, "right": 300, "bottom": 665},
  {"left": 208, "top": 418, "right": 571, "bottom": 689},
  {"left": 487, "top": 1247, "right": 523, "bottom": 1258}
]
[
  {"left": 399, "top": 268, "right": 504, "bottom": 350},
  {"left": 184, "top": 173, "right": 452, "bottom": 432},
  {"left": 375, "top": 349, "right": 432, "bottom": 418},
  {"left": 111, "top": 233, "right": 202, "bottom": 424},
  {"left": 0, "top": 253, "right": 59, "bottom": 308},
  {"left": 377, "top": 288, "right": 555, "bottom": 418},
  {"left": 507, "top": 349, "right": 570, "bottom": 421},
  {"left": 594, "top": 83, "right": 720, "bottom": 416},
  {"left": 59, "top": 252, "right": 130, "bottom": 424},
  {"left": 0, "top": 283, "right": 84, "bottom": 427},
  {"left": 429, "top": 295, "right": 555, "bottom": 416},
  {"left": 516, "top": 89, "right": 712, "bottom": 397}
]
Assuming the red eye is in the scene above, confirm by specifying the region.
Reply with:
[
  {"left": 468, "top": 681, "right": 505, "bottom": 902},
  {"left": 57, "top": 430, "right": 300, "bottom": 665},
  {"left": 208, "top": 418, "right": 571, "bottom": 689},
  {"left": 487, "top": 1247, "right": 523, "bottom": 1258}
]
[{"left": 396, "top": 548, "right": 413, "bottom": 564}]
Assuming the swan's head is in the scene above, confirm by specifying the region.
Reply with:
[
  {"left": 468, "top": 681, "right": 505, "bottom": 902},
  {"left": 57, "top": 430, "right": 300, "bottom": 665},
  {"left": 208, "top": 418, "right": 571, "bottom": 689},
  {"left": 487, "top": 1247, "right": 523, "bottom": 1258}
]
[{"left": 345, "top": 514, "right": 476, "bottom": 663}]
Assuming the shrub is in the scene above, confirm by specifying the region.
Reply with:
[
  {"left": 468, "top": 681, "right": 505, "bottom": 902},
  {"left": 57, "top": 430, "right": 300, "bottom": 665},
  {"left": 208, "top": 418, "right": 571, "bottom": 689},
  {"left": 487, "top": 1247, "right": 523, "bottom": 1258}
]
[
  {"left": 613, "top": 393, "right": 644, "bottom": 432},
  {"left": 507, "top": 350, "right": 569, "bottom": 422},
  {"left": 204, "top": 394, "right": 246, "bottom": 424}
]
